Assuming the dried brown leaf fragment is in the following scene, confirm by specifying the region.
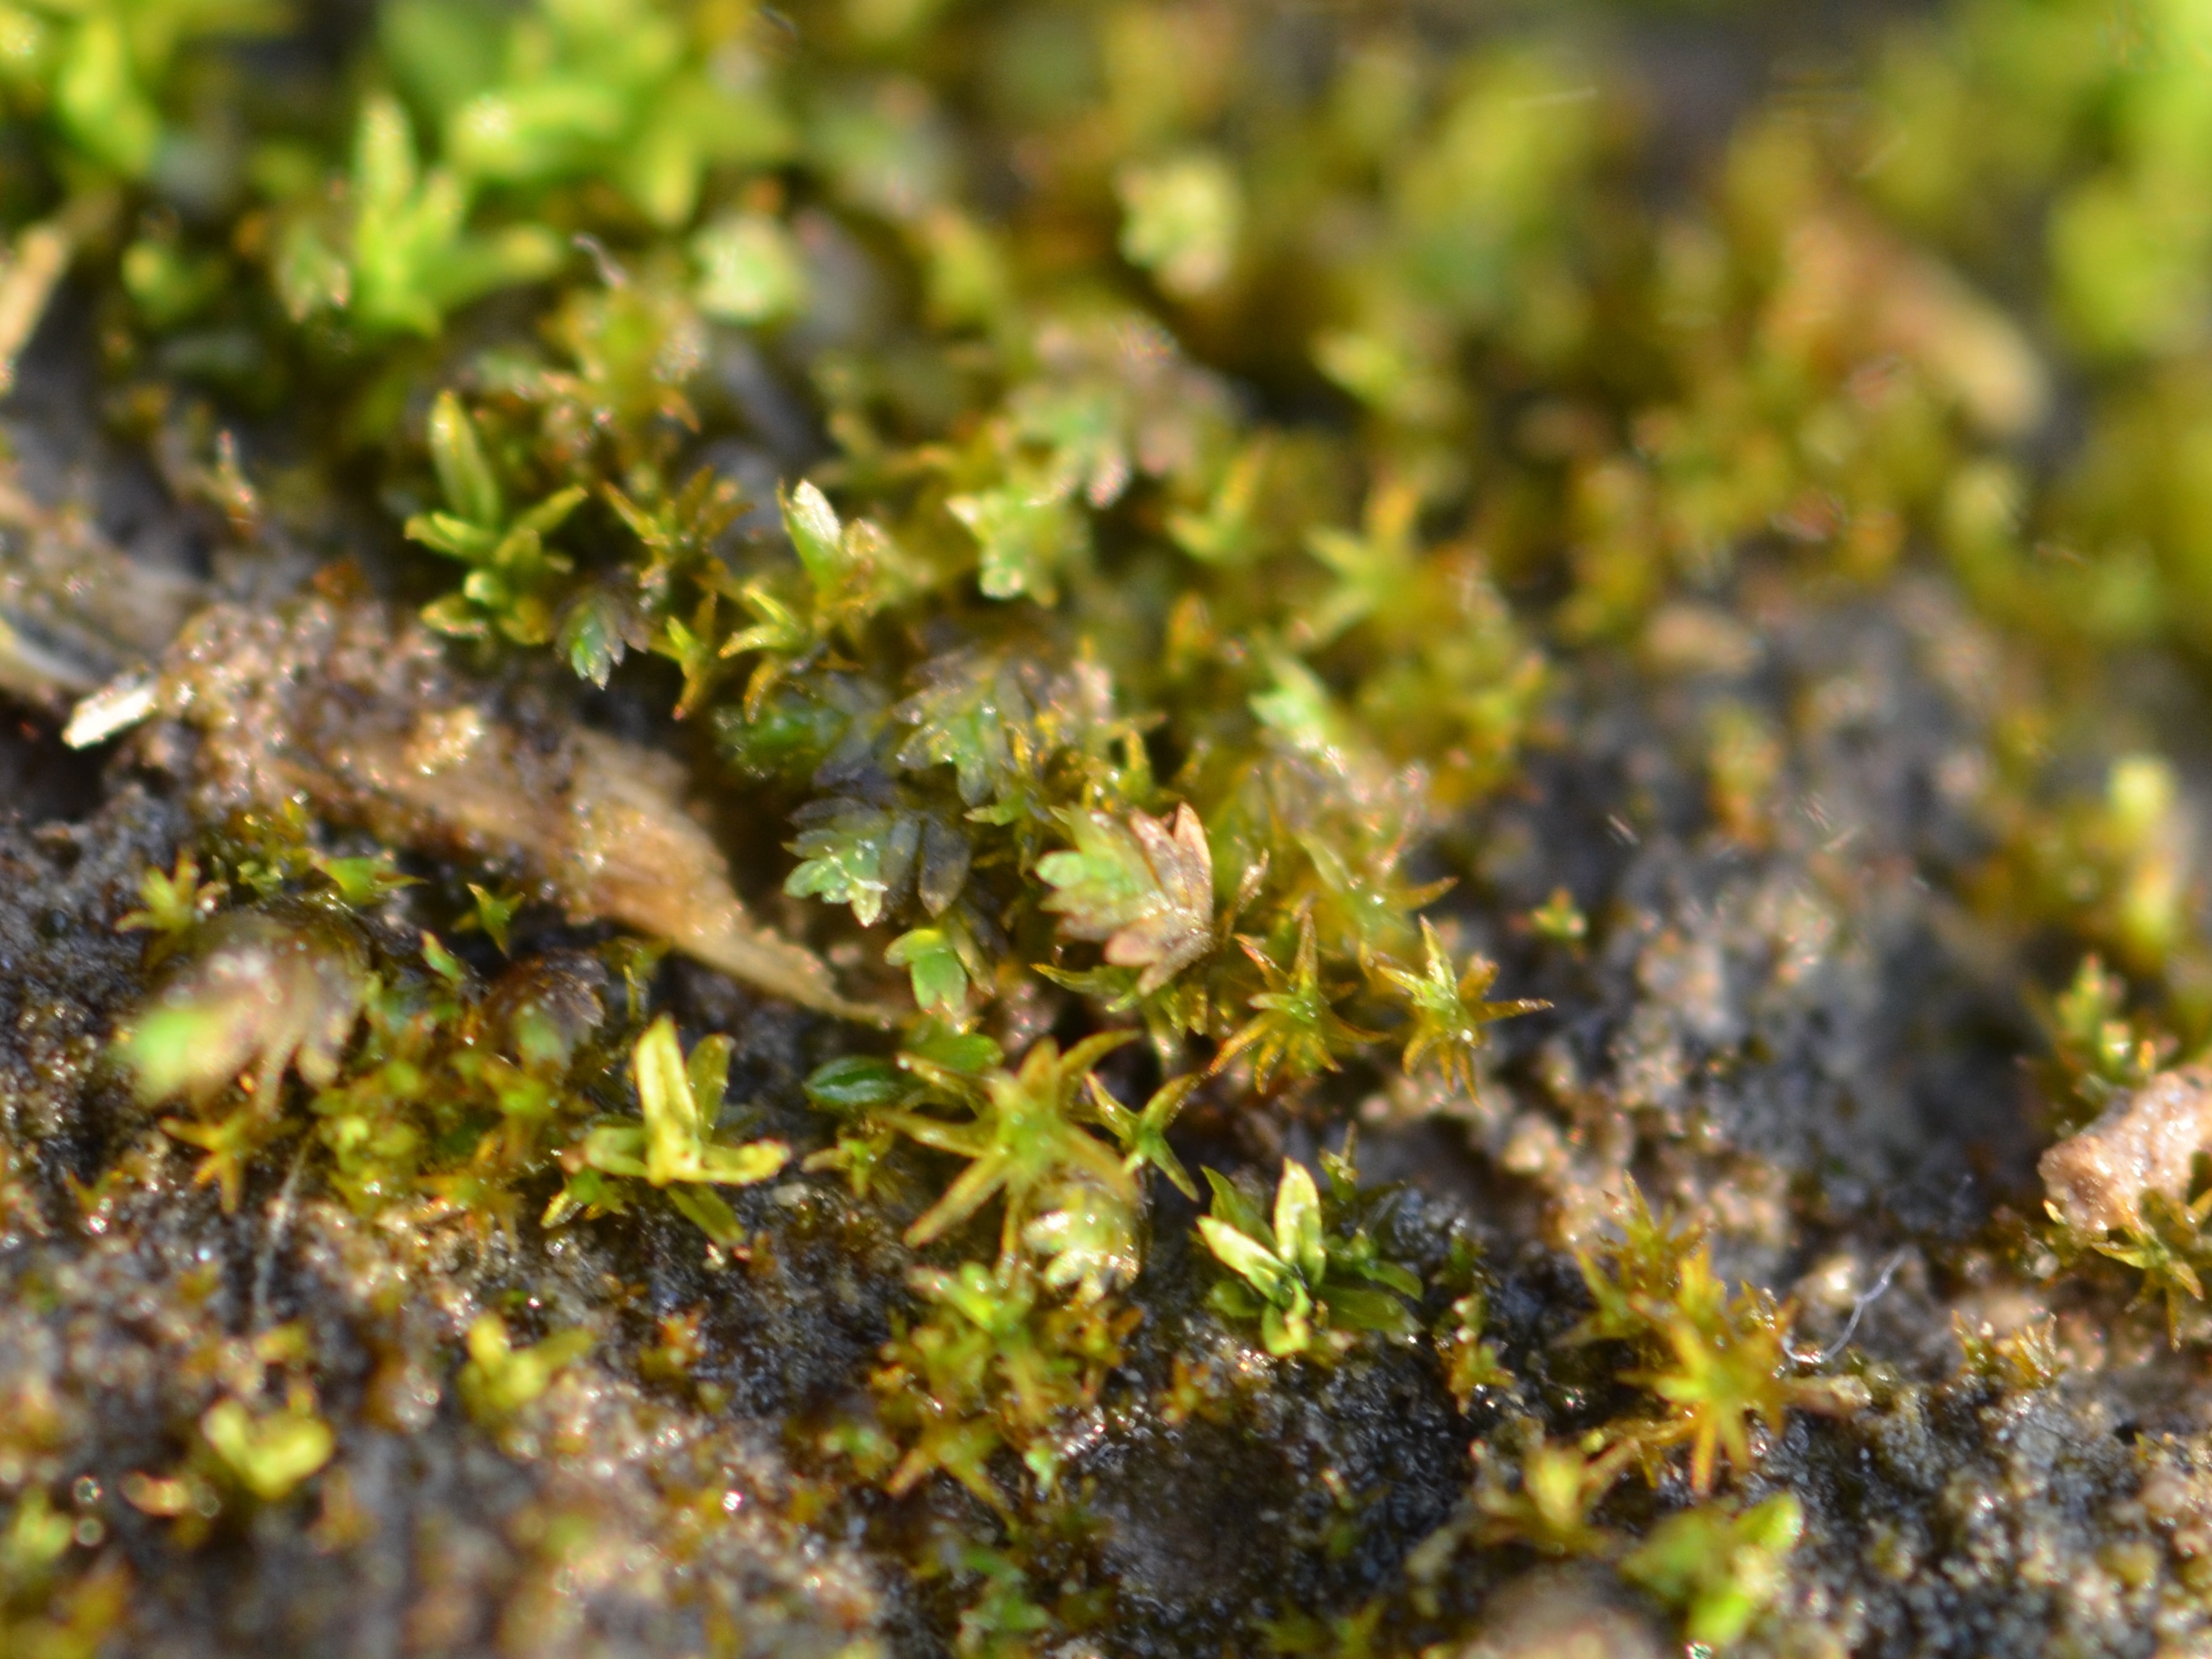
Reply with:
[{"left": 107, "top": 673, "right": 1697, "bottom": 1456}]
[
  {"left": 2039, "top": 1063, "right": 2212, "bottom": 1234},
  {"left": 143, "top": 595, "right": 887, "bottom": 1022}
]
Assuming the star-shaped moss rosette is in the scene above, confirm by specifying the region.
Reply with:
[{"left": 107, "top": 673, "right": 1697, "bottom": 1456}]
[
  {"left": 550, "top": 1013, "right": 789, "bottom": 1244},
  {"left": 1572, "top": 1185, "right": 1867, "bottom": 1493}
]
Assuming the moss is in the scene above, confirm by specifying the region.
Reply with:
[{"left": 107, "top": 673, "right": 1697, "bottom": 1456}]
[{"left": 15, "top": 0, "right": 2212, "bottom": 1655}]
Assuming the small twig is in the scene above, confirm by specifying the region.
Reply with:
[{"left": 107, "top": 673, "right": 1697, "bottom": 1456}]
[
  {"left": 0, "top": 221, "right": 71, "bottom": 398},
  {"left": 1817, "top": 1249, "right": 1911, "bottom": 1364},
  {"left": 572, "top": 232, "right": 628, "bottom": 290},
  {"left": 252, "top": 1137, "right": 312, "bottom": 1332}
]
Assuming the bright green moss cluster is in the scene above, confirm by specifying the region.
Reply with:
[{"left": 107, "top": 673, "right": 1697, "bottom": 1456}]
[
  {"left": 1197, "top": 1148, "right": 1423, "bottom": 1360},
  {"left": 16, "top": 0, "right": 2212, "bottom": 1654}
]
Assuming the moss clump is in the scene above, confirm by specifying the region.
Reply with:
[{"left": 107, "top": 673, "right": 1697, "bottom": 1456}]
[{"left": 15, "top": 1, "right": 2212, "bottom": 1655}]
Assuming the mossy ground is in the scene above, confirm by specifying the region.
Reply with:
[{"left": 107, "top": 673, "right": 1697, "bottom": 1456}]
[{"left": 9, "top": 2, "right": 2212, "bottom": 1656}]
